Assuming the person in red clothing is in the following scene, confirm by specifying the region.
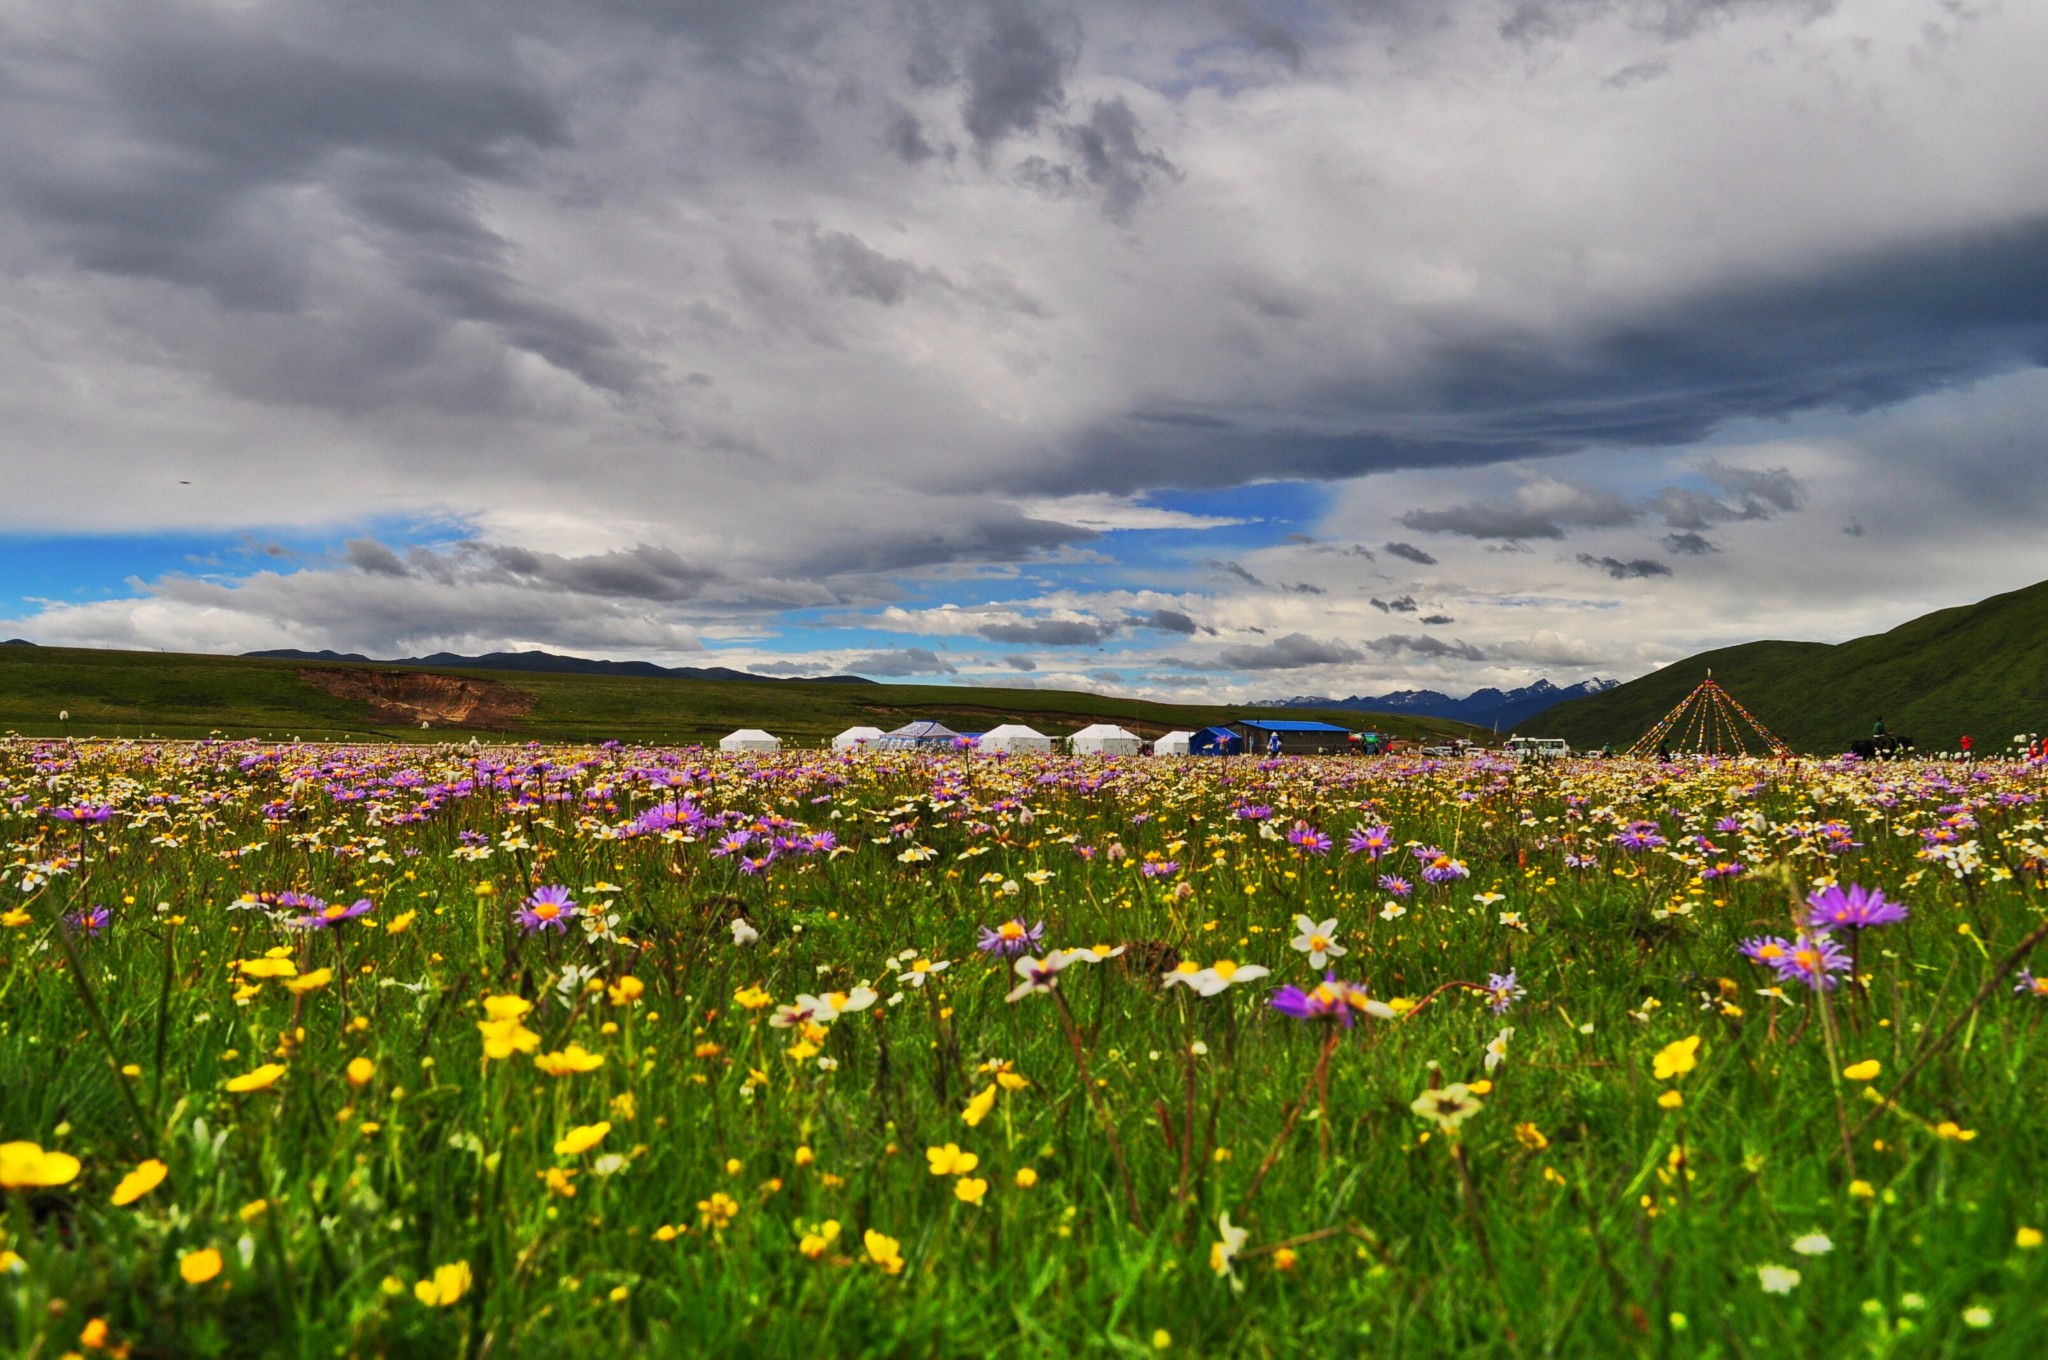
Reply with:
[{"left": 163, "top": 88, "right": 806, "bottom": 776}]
[{"left": 1960, "top": 734, "right": 1974, "bottom": 759}]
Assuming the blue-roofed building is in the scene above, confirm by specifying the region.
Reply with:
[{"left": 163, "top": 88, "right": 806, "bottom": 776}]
[{"left": 1231, "top": 718, "right": 1354, "bottom": 755}]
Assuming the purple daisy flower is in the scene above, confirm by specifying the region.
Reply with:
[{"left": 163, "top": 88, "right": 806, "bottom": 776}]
[
  {"left": 1805, "top": 883, "right": 1907, "bottom": 932},
  {"left": 1287, "top": 823, "right": 1332, "bottom": 856},
  {"left": 1611, "top": 821, "right": 1668, "bottom": 852},
  {"left": 1739, "top": 935, "right": 1794, "bottom": 971},
  {"left": 2014, "top": 969, "right": 2048, "bottom": 1000},
  {"left": 514, "top": 884, "right": 579, "bottom": 935},
  {"left": 65, "top": 904, "right": 110, "bottom": 938},
  {"left": 1379, "top": 873, "right": 1414, "bottom": 898},
  {"left": 293, "top": 897, "right": 375, "bottom": 930},
  {"left": 977, "top": 919, "right": 1045, "bottom": 956},
  {"left": 1774, "top": 933, "right": 1853, "bottom": 991},
  {"left": 1485, "top": 971, "right": 1524, "bottom": 1015},
  {"left": 49, "top": 804, "right": 117, "bottom": 824},
  {"left": 1714, "top": 815, "right": 1745, "bottom": 833},
  {"left": 1270, "top": 973, "right": 1370, "bottom": 1027},
  {"left": 1347, "top": 824, "right": 1394, "bottom": 859}
]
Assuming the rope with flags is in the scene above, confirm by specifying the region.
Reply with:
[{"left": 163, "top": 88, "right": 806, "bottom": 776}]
[{"left": 1625, "top": 672, "right": 1790, "bottom": 758}]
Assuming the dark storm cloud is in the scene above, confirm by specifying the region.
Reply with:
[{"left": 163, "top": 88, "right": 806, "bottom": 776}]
[
  {"left": 848, "top": 646, "right": 958, "bottom": 676},
  {"left": 807, "top": 229, "right": 949, "bottom": 305},
  {"left": 976, "top": 617, "right": 1120, "bottom": 645},
  {"left": 1500, "top": 0, "right": 1836, "bottom": 45},
  {"left": 467, "top": 543, "right": 723, "bottom": 601},
  {"left": 1575, "top": 553, "right": 1673, "bottom": 579},
  {"left": 1401, "top": 484, "right": 1635, "bottom": 541},
  {"left": 1418, "top": 613, "right": 1454, "bottom": 624},
  {"left": 1137, "top": 608, "right": 1200, "bottom": 634},
  {"left": 790, "top": 511, "right": 1096, "bottom": 577},
  {"left": 1648, "top": 463, "right": 1806, "bottom": 529},
  {"left": 1054, "top": 96, "right": 1180, "bottom": 220},
  {"left": 1002, "top": 217, "right": 2048, "bottom": 496},
  {"left": 345, "top": 538, "right": 410, "bottom": 577},
  {"left": 1371, "top": 595, "right": 1418, "bottom": 613},
  {"left": 1209, "top": 633, "right": 1365, "bottom": 670},
  {"left": 1367, "top": 632, "right": 1488, "bottom": 661},
  {"left": 961, "top": 0, "right": 1079, "bottom": 148},
  {"left": 1385, "top": 542, "right": 1438, "bottom": 565},
  {"left": 1662, "top": 531, "right": 1720, "bottom": 555}
]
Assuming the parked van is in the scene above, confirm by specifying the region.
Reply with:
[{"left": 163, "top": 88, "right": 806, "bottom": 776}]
[{"left": 1506, "top": 736, "right": 1572, "bottom": 759}]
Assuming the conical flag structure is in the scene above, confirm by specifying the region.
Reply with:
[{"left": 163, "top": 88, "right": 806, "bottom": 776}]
[{"left": 1626, "top": 671, "right": 1790, "bottom": 758}]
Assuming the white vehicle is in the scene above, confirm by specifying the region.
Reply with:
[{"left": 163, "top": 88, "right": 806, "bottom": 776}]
[{"left": 1506, "top": 736, "right": 1572, "bottom": 759}]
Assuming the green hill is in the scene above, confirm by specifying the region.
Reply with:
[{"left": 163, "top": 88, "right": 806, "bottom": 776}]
[
  {"left": 1536, "top": 579, "right": 2048, "bottom": 754},
  {"left": 0, "top": 644, "right": 1484, "bottom": 747}
]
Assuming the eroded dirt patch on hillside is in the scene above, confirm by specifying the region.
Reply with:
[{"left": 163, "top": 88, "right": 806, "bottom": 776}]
[{"left": 298, "top": 669, "right": 537, "bottom": 730}]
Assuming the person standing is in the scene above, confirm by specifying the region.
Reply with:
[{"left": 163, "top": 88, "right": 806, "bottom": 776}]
[{"left": 1961, "top": 734, "right": 1974, "bottom": 759}]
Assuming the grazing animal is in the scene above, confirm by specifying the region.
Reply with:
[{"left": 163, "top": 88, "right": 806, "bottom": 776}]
[{"left": 1848, "top": 735, "right": 1915, "bottom": 760}]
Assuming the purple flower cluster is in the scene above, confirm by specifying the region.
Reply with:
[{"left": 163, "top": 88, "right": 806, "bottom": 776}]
[
  {"left": 1485, "top": 971, "right": 1524, "bottom": 1015},
  {"left": 1270, "top": 973, "right": 1374, "bottom": 1026},
  {"left": 292, "top": 897, "right": 375, "bottom": 930},
  {"left": 64, "top": 904, "right": 110, "bottom": 939}
]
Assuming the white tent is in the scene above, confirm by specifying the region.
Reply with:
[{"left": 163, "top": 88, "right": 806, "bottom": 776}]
[
  {"left": 832, "top": 726, "right": 885, "bottom": 752},
  {"left": 719, "top": 729, "right": 781, "bottom": 754},
  {"left": 979, "top": 723, "right": 1052, "bottom": 755},
  {"left": 1153, "top": 730, "right": 1194, "bottom": 756},
  {"left": 1069, "top": 723, "right": 1142, "bottom": 756}
]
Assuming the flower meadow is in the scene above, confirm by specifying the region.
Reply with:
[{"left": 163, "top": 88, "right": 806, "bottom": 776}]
[{"left": 4, "top": 739, "right": 2048, "bottom": 1357}]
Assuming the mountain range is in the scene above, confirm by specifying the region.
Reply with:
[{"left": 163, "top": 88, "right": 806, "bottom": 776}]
[
  {"left": 243, "top": 648, "right": 875, "bottom": 686},
  {"left": 1255, "top": 677, "right": 1619, "bottom": 731}
]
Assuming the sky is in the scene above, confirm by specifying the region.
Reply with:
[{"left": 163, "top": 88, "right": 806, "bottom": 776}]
[{"left": 3, "top": 0, "right": 2047, "bottom": 702}]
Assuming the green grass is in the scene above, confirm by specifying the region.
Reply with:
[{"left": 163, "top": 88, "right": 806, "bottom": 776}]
[
  {"left": 1536, "top": 578, "right": 2048, "bottom": 753},
  {"left": 3, "top": 741, "right": 2046, "bottom": 1356},
  {"left": 0, "top": 645, "right": 1483, "bottom": 747}
]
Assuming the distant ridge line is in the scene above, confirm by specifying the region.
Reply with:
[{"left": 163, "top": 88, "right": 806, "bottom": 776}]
[{"left": 243, "top": 648, "right": 876, "bottom": 686}]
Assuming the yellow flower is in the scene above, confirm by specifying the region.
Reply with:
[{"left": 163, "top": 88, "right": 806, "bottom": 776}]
[
  {"left": 1658, "top": 1090, "right": 1684, "bottom": 1110},
  {"left": 926, "top": 1143, "right": 980, "bottom": 1176},
  {"left": 1152, "top": 1330, "right": 1172, "bottom": 1350},
  {"left": 346, "top": 1057, "right": 376, "bottom": 1086},
  {"left": 1842, "top": 1059, "right": 1881, "bottom": 1082},
  {"left": 1272, "top": 1247, "right": 1300, "bottom": 1272},
  {"left": 1514, "top": 1122, "right": 1549, "bottom": 1151},
  {"left": 1652, "top": 1035, "right": 1701, "bottom": 1081},
  {"left": 698, "top": 1191, "right": 739, "bottom": 1229},
  {"left": 384, "top": 910, "right": 417, "bottom": 935},
  {"left": 2017, "top": 1227, "right": 2043, "bottom": 1249},
  {"left": 961, "top": 1083, "right": 998, "bottom": 1128},
  {"left": 609, "top": 976, "right": 645, "bottom": 1007},
  {"left": 223, "top": 1064, "right": 287, "bottom": 1093},
  {"left": 413, "top": 1260, "right": 471, "bottom": 1307},
  {"left": 864, "top": 1227, "right": 905, "bottom": 1275},
  {"left": 798, "top": 1219, "right": 841, "bottom": 1259},
  {"left": 79, "top": 1316, "right": 112, "bottom": 1350},
  {"left": 1934, "top": 1121, "right": 1978, "bottom": 1142},
  {"left": 1015, "top": 1167, "right": 1039, "bottom": 1188},
  {"left": 283, "top": 968, "right": 332, "bottom": 995},
  {"left": 954, "top": 1176, "right": 988, "bottom": 1206},
  {"left": 794, "top": 1145, "right": 815, "bottom": 1167},
  {"left": 533, "top": 1044, "right": 606, "bottom": 1077},
  {"left": 239, "top": 1198, "right": 269, "bottom": 1221},
  {"left": 553, "top": 1122, "right": 610, "bottom": 1156},
  {"left": 236, "top": 957, "right": 298, "bottom": 979},
  {"left": 540, "top": 1166, "right": 578, "bottom": 1198},
  {"left": 476, "top": 1006, "right": 539, "bottom": 1059},
  {"left": 1849, "top": 1180, "right": 1874, "bottom": 1199},
  {"left": 0, "top": 1141, "right": 82, "bottom": 1190},
  {"left": 179, "top": 1247, "right": 224, "bottom": 1285},
  {"left": 482, "top": 993, "right": 532, "bottom": 1021},
  {"left": 734, "top": 986, "right": 774, "bottom": 1011},
  {"left": 996, "top": 1071, "right": 1031, "bottom": 1092},
  {"left": 109, "top": 1159, "right": 167, "bottom": 1206}
]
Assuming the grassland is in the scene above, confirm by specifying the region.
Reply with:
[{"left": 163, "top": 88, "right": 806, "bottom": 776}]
[
  {"left": 0, "top": 645, "right": 1483, "bottom": 747},
  {"left": 3, "top": 741, "right": 2046, "bottom": 1356}
]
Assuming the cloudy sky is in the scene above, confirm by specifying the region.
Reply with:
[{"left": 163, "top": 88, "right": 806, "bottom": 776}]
[{"left": 4, "top": 0, "right": 2046, "bottom": 701}]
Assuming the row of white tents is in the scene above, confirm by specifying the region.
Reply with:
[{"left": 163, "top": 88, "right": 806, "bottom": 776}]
[{"left": 719, "top": 721, "right": 1153, "bottom": 755}]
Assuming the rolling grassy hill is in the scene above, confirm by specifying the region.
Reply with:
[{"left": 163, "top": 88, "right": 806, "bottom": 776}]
[
  {"left": 1535, "top": 578, "right": 2048, "bottom": 754},
  {"left": 0, "top": 644, "right": 1485, "bottom": 747}
]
